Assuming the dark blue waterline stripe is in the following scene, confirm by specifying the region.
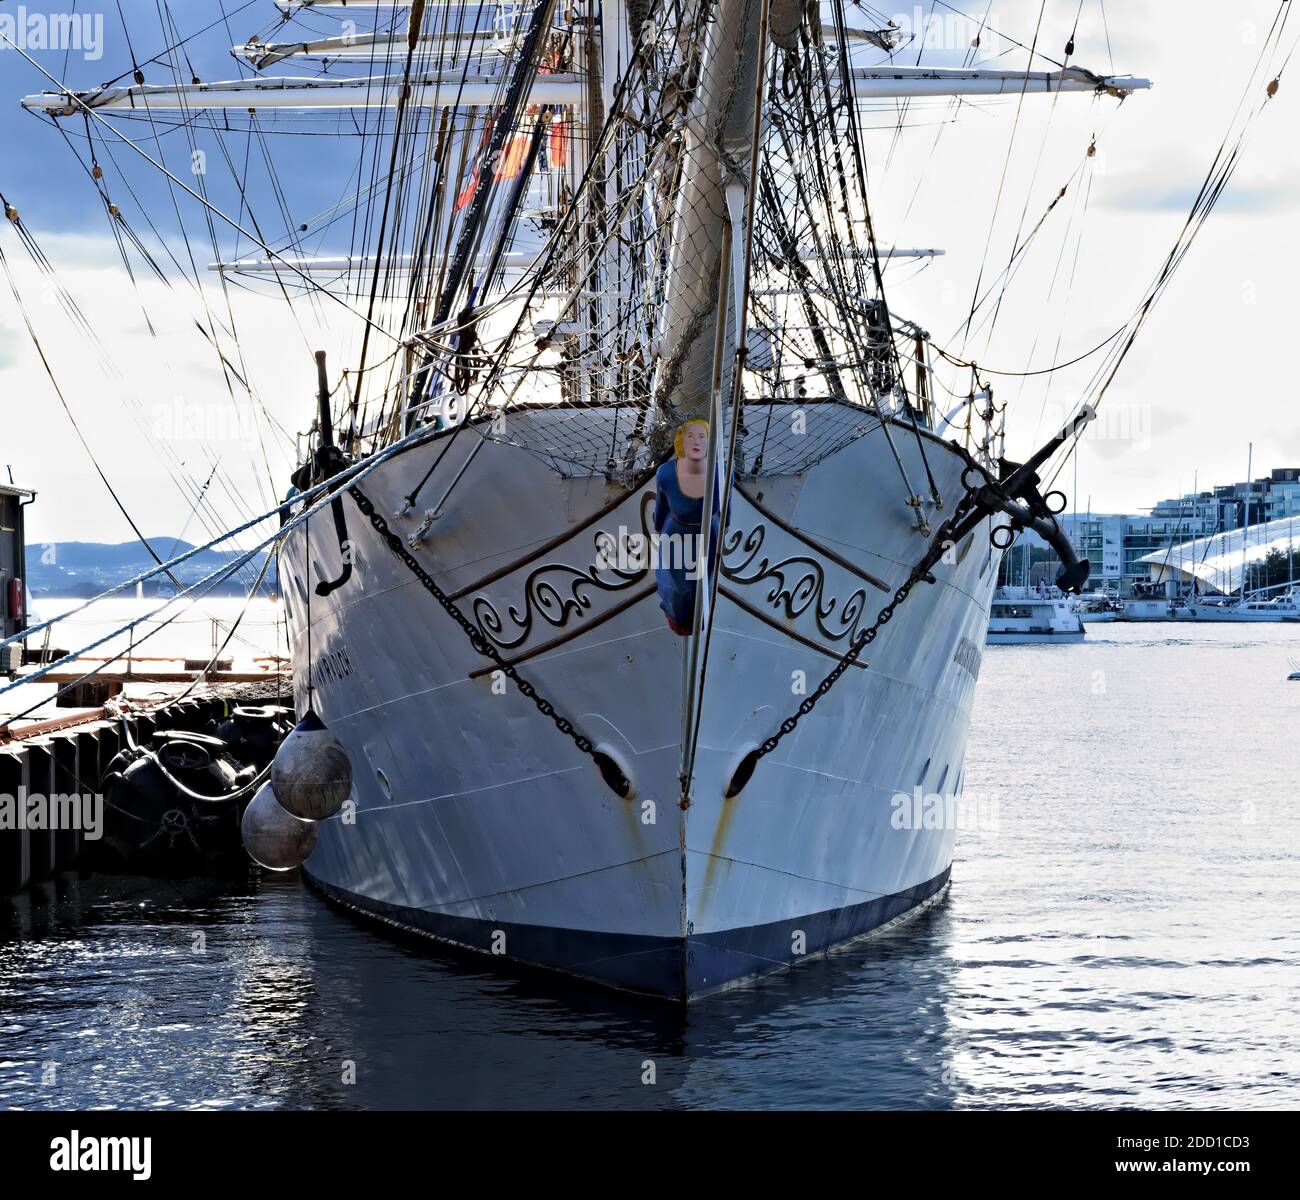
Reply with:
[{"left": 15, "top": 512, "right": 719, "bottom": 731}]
[{"left": 304, "top": 864, "right": 952, "bottom": 1002}]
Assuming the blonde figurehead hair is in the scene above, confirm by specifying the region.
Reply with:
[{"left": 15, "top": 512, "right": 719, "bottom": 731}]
[{"left": 673, "top": 418, "right": 710, "bottom": 458}]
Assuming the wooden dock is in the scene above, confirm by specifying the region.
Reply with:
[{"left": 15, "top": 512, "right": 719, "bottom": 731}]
[{"left": 0, "top": 679, "right": 287, "bottom": 896}]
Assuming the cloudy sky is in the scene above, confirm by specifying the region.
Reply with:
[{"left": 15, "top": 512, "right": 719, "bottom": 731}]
[{"left": 0, "top": 0, "right": 1297, "bottom": 546}]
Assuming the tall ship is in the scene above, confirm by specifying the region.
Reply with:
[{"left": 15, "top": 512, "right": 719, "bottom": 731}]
[{"left": 14, "top": 0, "right": 1162, "bottom": 999}]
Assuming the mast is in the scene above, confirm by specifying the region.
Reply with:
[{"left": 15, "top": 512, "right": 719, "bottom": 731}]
[
  {"left": 656, "top": 0, "right": 765, "bottom": 420},
  {"left": 401, "top": 0, "right": 561, "bottom": 427},
  {"left": 13, "top": 0, "right": 1153, "bottom": 467},
  {"left": 234, "top": 12, "right": 525, "bottom": 70},
  {"left": 1241, "top": 441, "right": 1253, "bottom": 604},
  {"left": 21, "top": 63, "right": 1146, "bottom": 117},
  {"left": 276, "top": 0, "right": 424, "bottom": 7},
  {"left": 209, "top": 252, "right": 537, "bottom": 274},
  {"left": 845, "top": 65, "right": 1149, "bottom": 98}
]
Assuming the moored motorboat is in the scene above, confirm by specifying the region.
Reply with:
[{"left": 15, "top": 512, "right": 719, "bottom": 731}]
[{"left": 986, "top": 586, "right": 1086, "bottom": 645}]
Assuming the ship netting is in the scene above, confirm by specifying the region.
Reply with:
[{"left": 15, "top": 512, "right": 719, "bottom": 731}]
[{"left": 397, "top": 0, "right": 927, "bottom": 481}]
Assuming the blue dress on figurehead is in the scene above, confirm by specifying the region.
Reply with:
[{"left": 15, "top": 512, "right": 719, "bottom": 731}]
[{"left": 653, "top": 458, "right": 720, "bottom": 632}]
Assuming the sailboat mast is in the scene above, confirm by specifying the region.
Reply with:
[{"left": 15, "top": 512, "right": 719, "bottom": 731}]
[{"left": 1241, "top": 441, "right": 1253, "bottom": 603}]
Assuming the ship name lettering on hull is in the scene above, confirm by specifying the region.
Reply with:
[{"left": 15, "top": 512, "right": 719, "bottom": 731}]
[{"left": 311, "top": 645, "right": 354, "bottom": 689}]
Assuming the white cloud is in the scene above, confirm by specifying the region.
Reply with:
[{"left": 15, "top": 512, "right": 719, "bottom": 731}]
[
  {"left": 1, "top": 228, "right": 363, "bottom": 544},
  {"left": 2, "top": 0, "right": 1298, "bottom": 541},
  {"left": 874, "top": 0, "right": 1300, "bottom": 512}
]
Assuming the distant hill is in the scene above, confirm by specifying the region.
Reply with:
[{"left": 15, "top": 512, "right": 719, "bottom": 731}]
[{"left": 26, "top": 539, "right": 278, "bottom": 599}]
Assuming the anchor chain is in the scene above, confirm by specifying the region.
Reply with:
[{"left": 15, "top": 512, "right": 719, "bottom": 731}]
[
  {"left": 752, "top": 525, "right": 957, "bottom": 761},
  {"left": 733, "top": 422, "right": 1090, "bottom": 794},
  {"left": 346, "top": 484, "right": 631, "bottom": 797},
  {"left": 726, "top": 484, "right": 986, "bottom": 797}
]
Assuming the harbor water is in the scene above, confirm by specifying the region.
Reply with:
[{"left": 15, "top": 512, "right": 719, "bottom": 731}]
[
  {"left": 2, "top": 622, "right": 1298, "bottom": 1109},
  {"left": 0, "top": 597, "right": 288, "bottom": 725},
  {"left": 27, "top": 596, "right": 287, "bottom": 666}
]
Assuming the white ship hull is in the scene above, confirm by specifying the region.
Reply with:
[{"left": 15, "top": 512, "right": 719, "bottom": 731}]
[
  {"left": 281, "top": 404, "right": 997, "bottom": 1000},
  {"left": 1116, "top": 599, "right": 1190, "bottom": 622}
]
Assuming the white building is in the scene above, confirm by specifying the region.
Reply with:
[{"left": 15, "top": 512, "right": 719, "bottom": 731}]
[
  {"left": 1138, "top": 515, "right": 1300, "bottom": 596},
  {"left": 1055, "top": 511, "right": 1218, "bottom": 595}
]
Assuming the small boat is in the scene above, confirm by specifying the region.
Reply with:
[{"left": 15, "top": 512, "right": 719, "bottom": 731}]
[
  {"left": 1117, "top": 597, "right": 1189, "bottom": 622},
  {"left": 987, "top": 586, "right": 1085, "bottom": 645},
  {"left": 1287, "top": 657, "right": 1300, "bottom": 681},
  {"left": 1074, "top": 592, "right": 1122, "bottom": 623},
  {"left": 1187, "top": 592, "right": 1300, "bottom": 622}
]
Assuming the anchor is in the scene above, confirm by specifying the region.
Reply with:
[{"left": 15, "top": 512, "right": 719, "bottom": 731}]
[
  {"left": 949, "top": 406, "right": 1095, "bottom": 594},
  {"left": 308, "top": 350, "right": 354, "bottom": 598}
]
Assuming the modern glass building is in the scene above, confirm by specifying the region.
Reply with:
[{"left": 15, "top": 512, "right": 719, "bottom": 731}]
[
  {"left": 1151, "top": 468, "right": 1300, "bottom": 530},
  {"left": 1033, "top": 467, "right": 1300, "bottom": 596},
  {"left": 1055, "top": 511, "right": 1219, "bottom": 595}
]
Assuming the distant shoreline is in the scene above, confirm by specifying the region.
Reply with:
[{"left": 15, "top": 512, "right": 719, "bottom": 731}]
[{"left": 23, "top": 540, "right": 279, "bottom": 604}]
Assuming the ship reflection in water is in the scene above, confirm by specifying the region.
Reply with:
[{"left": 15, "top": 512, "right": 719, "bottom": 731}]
[{"left": 1, "top": 624, "right": 1297, "bottom": 1110}]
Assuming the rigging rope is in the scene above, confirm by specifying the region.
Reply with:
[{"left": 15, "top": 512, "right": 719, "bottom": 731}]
[
  {"left": 3, "top": 31, "right": 405, "bottom": 345},
  {"left": 0, "top": 217, "right": 185, "bottom": 592},
  {"left": 346, "top": 482, "right": 631, "bottom": 797},
  {"left": 1042, "top": 1, "right": 1296, "bottom": 493}
]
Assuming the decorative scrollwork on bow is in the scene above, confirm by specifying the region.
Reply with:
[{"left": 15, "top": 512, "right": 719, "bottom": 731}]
[
  {"left": 472, "top": 492, "right": 656, "bottom": 649},
  {"left": 721, "top": 523, "right": 876, "bottom": 644},
  {"left": 468, "top": 489, "right": 875, "bottom": 651}
]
